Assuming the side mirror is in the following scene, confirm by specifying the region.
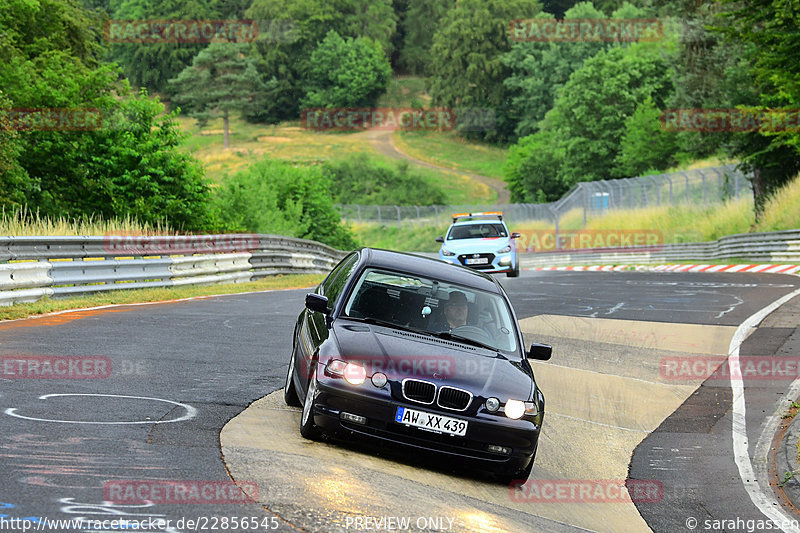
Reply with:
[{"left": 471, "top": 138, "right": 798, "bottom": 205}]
[
  {"left": 511, "top": 232, "right": 521, "bottom": 239},
  {"left": 305, "top": 293, "right": 330, "bottom": 315},
  {"left": 527, "top": 343, "right": 552, "bottom": 361},
  {"left": 435, "top": 236, "right": 444, "bottom": 243}
]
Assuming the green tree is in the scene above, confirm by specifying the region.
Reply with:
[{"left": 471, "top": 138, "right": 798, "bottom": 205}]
[
  {"left": 1, "top": 0, "right": 212, "bottom": 229},
  {"left": 213, "top": 159, "right": 356, "bottom": 249},
  {"left": 428, "top": 0, "right": 541, "bottom": 144},
  {"left": 548, "top": 41, "right": 675, "bottom": 186},
  {"left": 399, "top": 0, "right": 454, "bottom": 75},
  {"left": 716, "top": 0, "right": 800, "bottom": 217},
  {"left": 245, "top": 0, "right": 397, "bottom": 122},
  {"left": 0, "top": 91, "right": 29, "bottom": 210},
  {"left": 503, "top": 128, "right": 567, "bottom": 202},
  {"left": 616, "top": 96, "right": 680, "bottom": 176},
  {"left": 109, "top": 0, "right": 221, "bottom": 93},
  {"left": 503, "top": 2, "right": 609, "bottom": 138},
  {"left": 301, "top": 31, "right": 392, "bottom": 109},
  {"left": 169, "top": 43, "right": 271, "bottom": 148}
]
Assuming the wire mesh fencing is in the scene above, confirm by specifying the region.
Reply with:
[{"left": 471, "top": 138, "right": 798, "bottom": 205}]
[{"left": 336, "top": 165, "right": 752, "bottom": 229}]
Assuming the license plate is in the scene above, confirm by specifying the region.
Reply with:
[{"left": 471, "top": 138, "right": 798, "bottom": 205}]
[
  {"left": 465, "top": 257, "right": 489, "bottom": 265},
  {"left": 395, "top": 407, "right": 468, "bottom": 437}
]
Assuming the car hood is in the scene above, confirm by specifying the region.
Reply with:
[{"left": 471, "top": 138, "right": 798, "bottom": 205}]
[
  {"left": 441, "top": 237, "right": 510, "bottom": 254},
  {"left": 332, "top": 321, "right": 533, "bottom": 400}
]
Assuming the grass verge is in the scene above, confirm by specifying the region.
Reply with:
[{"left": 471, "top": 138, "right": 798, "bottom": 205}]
[
  {"left": 393, "top": 130, "right": 508, "bottom": 180},
  {"left": 0, "top": 274, "right": 324, "bottom": 321}
]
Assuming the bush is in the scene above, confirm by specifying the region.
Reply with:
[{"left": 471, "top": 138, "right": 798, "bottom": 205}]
[
  {"left": 322, "top": 154, "right": 446, "bottom": 205},
  {"left": 212, "top": 158, "right": 356, "bottom": 249}
]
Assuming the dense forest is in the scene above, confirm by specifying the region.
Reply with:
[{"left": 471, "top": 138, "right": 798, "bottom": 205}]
[{"left": 1, "top": 0, "right": 798, "bottom": 246}]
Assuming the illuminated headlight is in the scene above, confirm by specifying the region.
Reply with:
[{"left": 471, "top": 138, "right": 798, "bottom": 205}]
[
  {"left": 497, "top": 245, "right": 512, "bottom": 254},
  {"left": 441, "top": 248, "right": 456, "bottom": 257},
  {"left": 504, "top": 399, "right": 539, "bottom": 419},
  {"left": 327, "top": 360, "right": 366, "bottom": 385}
]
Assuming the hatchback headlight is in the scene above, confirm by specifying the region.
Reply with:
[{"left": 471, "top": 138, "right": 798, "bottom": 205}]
[
  {"left": 441, "top": 248, "right": 456, "bottom": 257},
  {"left": 497, "top": 245, "right": 512, "bottom": 254},
  {"left": 327, "top": 359, "right": 366, "bottom": 385},
  {"left": 504, "top": 399, "right": 539, "bottom": 419}
]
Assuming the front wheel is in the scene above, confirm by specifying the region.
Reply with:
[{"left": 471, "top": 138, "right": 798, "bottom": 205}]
[
  {"left": 300, "top": 370, "right": 322, "bottom": 440},
  {"left": 506, "top": 254, "right": 520, "bottom": 278}
]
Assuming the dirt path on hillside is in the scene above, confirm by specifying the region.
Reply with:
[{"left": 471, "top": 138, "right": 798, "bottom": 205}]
[{"left": 362, "top": 128, "right": 511, "bottom": 205}]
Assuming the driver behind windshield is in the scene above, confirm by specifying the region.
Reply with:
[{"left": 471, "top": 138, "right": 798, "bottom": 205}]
[{"left": 443, "top": 291, "right": 469, "bottom": 330}]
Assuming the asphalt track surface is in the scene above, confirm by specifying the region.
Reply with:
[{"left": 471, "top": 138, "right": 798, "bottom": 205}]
[{"left": 0, "top": 270, "right": 798, "bottom": 532}]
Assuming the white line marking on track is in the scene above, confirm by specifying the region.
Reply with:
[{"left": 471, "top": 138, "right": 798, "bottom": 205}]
[
  {"left": 730, "top": 287, "right": 800, "bottom": 532},
  {"left": 4, "top": 393, "right": 197, "bottom": 425}
]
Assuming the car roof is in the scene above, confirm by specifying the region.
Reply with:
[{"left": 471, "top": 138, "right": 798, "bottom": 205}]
[
  {"left": 450, "top": 219, "right": 508, "bottom": 227},
  {"left": 358, "top": 248, "right": 502, "bottom": 293}
]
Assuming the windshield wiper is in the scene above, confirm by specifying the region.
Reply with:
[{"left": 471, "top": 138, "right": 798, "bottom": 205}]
[
  {"left": 345, "top": 316, "right": 426, "bottom": 335},
  {"left": 431, "top": 331, "right": 501, "bottom": 353}
]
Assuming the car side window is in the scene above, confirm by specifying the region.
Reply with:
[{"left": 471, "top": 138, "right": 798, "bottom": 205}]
[{"left": 319, "top": 253, "right": 359, "bottom": 305}]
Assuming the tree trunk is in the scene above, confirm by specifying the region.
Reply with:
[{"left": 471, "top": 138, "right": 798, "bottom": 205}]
[
  {"left": 751, "top": 166, "right": 766, "bottom": 224},
  {"left": 223, "top": 112, "right": 230, "bottom": 149}
]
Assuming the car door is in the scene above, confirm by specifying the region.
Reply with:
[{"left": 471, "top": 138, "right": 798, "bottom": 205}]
[{"left": 299, "top": 252, "right": 359, "bottom": 382}]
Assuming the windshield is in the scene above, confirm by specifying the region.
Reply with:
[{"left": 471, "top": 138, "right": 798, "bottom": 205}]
[
  {"left": 343, "top": 268, "right": 518, "bottom": 354},
  {"left": 447, "top": 223, "right": 507, "bottom": 240}
]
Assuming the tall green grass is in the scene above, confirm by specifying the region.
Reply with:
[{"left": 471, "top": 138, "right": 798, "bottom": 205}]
[{"left": 1, "top": 207, "right": 170, "bottom": 236}]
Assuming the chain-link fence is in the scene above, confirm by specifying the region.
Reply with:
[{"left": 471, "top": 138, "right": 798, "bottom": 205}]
[{"left": 337, "top": 164, "right": 752, "bottom": 228}]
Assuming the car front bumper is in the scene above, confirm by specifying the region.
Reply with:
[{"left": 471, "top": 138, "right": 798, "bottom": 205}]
[
  {"left": 310, "top": 375, "right": 540, "bottom": 474},
  {"left": 439, "top": 251, "right": 516, "bottom": 274}
]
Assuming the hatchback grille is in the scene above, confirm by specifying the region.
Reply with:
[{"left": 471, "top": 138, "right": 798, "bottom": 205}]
[
  {"left": 402, "top": 379, "right": 436, "bottom": 404},
  {"left": 437, "top": 386, "right": 472, "bottom": 411},
  {"left": 458, "top": 253, "right": 495, "bottom": 270}
]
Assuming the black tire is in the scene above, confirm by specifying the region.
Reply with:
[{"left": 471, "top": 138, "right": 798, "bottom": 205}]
[
  {"left": 507, "top": 254, "right": 520, "bottom": 278},
  {"left": 496, "top": 456, "right": 534, "bottom": 485},
  {"left": 299, "top": 370, "right": 322, "bottom": 440},
  {"left": 284, "top": 351, "right": 301, "bottom": 407}
]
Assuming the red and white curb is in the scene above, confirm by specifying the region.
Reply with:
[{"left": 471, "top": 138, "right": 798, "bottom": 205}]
[{"left": 529, "top": 264, "right": 800, "bottom": 275}]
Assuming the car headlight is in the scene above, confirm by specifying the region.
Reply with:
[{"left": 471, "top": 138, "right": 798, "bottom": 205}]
[
  {"left": 504, "top": 399, "right": 539, "bottom": 419},
  {"left": 326, "top": 359, "right": 366, "bottom": 385},
  {"left": 441, "top": 248, "right": 456, "bottom": 257},
  {"left": 497, "top": 245, "right": 512, "bottom": 254}
]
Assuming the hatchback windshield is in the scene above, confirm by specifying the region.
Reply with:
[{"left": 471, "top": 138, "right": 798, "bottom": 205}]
[
  {"left": 447, "top": 223, "right": 507, "bottom": 240},
  {"left": 343, "top": 268, "right": 518, "bottom": 354}
]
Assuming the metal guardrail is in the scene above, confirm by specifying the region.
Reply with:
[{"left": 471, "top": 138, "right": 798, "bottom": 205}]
[
  {"left": 519, "top": 229, "right": 800, "bottom": 267},
  {"left": 0, "top": 234, "right": 346, "bottom": 306}
]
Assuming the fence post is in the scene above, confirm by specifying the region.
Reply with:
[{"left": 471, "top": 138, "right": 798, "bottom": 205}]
[
  {"left": 377, "top": 205, "right": 382, "bottom": 224},
  {"left": 680, "top": 171, "right": 690, "bottom": 204},
  {"left": 396, "top": 206, "right": 401, "bottom": 228},
  {"left": 701, "top": 170, "right": 707, "bottom": 206},
  {"left": 649, "top": 175, "right": 660, "bottom": 206},
  {"left": 548, "top": 206, "right": 560, "bottom": 250}
]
